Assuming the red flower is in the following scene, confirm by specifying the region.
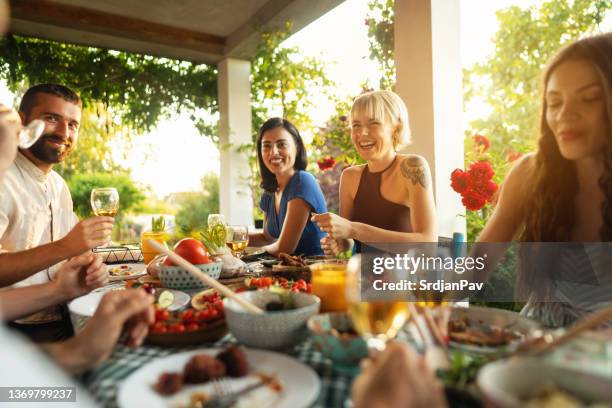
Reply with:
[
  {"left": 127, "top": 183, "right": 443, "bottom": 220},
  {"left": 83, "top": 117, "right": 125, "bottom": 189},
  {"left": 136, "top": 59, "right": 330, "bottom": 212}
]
[
  {"left": 450, "top": 169, "right": 470, "bottom": 194},
  {"left": 473, "top": 134, "right": 490, "bottom": 152},
  {"left": 461, "top": 189, "right": 487, "bottom": 211},
  {"left": 472, "top": 180, "right": 498, "bottom": 202},
  {"left": 468, "top": 161, "right": 494, "bottom": 182},
  {"left": 317, "top": 156, "right": 336, "bottom": 171}
]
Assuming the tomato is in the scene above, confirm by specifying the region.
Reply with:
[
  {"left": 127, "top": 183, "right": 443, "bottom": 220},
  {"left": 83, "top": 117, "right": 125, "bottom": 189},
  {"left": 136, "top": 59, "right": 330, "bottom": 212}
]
[
  {"left": 169, "top": 323, "right": 186, "bottom": 333},
  {"left": 194, "top": 310, "right": 208, "bottom": 322},
  {"left": 207, "top": 308, "right": 219, "bottom": 321},
  {"left": 164, "top": 238, "right": 210, "bottom": 266},
  {"left": 155, "top": 309, "right": 170, "bottom": 322},
  {"left": 181, "top": 309, "right": 195, "bottom": 323},
  {"left": 151, "top": 322, "right": 167, "bottom": 333},
  {"left": 186, "top": 322, "right": 200, "bottom": 332}
]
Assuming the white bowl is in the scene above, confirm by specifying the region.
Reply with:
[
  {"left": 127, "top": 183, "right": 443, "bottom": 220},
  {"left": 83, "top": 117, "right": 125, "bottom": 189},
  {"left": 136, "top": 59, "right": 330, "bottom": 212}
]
[
  {"left": 478, "top": 358, "right": 612, "bottom": 407},
  {"left": 159, "top": 261, "right": 222, "bottom": 290},
  {"left": 68, "top": 291, "right": 104, "bottom": 332},
  {"left": 224, "top": 290, "right": 320, "bottom": 349}
]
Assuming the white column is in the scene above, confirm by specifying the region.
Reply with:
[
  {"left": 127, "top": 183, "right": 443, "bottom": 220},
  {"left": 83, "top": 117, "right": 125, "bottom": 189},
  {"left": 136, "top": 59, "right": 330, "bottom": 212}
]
[
  {"left": 395, "top": 0, "right": 465, "bottom": 238},
  {"left": 217, "top": 58, "right": 254, "bottom": 226}
]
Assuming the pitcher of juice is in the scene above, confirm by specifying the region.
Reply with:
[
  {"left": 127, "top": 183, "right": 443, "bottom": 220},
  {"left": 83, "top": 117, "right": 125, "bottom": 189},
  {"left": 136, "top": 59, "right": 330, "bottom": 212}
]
[{"left": 310, "top": 261, "right": 348, "bottom": 312}]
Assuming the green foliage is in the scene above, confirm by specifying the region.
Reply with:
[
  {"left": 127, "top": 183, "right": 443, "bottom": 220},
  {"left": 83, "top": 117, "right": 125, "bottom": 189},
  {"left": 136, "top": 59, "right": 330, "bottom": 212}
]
[
  {"left": 55, "top": 103, "right": 130, "bottom": 180},
  {"left": 67, "top": 172, "right": 145, "bottom": 219},
  {"left": 0, "top": 35, "right": 218, "bottom": 136},
  {"left": 245, "top": 22, "right": 335, "bottom": 207},
  {"left": 250, "top": 21, "right": 333, "bottom": 135},
  {"left": 463, "top": 0, "right": 610, "bottom": 239},
  {"left": 366, "top": 0, "right": 395, "bottom": 90},
  {"left": 174, "top": 173, "right": 219, "bottom": 236}
]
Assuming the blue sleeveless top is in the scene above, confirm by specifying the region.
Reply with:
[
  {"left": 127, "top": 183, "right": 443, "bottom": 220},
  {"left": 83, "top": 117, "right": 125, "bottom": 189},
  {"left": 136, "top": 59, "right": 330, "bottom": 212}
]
[{"left": 259, "top": 171, "right": 327, "bottom": 256}]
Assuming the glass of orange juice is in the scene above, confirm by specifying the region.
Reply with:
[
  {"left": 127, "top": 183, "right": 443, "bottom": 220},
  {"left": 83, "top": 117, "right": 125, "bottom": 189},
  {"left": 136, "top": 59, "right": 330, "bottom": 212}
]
[
  {"left": 141, "top": 231, "right": 167, "bottom": 264},
  {"left": 309, "top": 261, "right": 348, "bottom": 312}
]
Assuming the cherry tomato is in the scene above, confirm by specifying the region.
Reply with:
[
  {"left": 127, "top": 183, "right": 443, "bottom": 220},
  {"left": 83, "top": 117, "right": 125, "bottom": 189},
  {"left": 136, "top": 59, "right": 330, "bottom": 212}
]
[
  {"left": 169, "top": 323, "right": 186, "bottom": 333},
  {"left": 155, "top": 309, "right": 170, "bottom": 322},
  {"left": 186, "top": 322, "right": 200, "bottom": 332},
  {"left": 151, "top": 321, "right": 167, "bottom": 333},
  {"left": 181, "top": 309, "right": 194, "bottom": 323},
  {"left": 207, "top": 308, "right": 219, "bottom": 321}
]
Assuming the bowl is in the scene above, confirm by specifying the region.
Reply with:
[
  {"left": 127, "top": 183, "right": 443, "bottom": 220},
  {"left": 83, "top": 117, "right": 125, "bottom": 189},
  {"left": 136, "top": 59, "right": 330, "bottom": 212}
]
[
  {"left": 224, "top": 290, "right": 320, "bottom": 349},
  {"left": 158, "top": 261, "right": 222, "bottom": 290},
  {"left": 307, "top": 312, "right": 368, "bottom": 372},
  {"left": 478, "top": 358, "right": 612, "bottom": 407},
  {"left": 68, "top": 291, "right": 104, "bottom": 332}
]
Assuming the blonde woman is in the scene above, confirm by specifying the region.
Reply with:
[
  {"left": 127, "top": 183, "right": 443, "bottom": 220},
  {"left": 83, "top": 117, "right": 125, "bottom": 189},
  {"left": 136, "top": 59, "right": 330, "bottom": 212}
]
[{"left": 312, "top": 90, "right": 437, "bottom": 254}]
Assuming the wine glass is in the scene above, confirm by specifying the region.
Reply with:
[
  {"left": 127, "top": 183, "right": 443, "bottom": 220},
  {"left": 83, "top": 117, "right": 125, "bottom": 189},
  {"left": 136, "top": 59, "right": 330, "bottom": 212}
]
[
  {"left": 225, "top": 225, "right": 249, "bottom": 257},
  {"left": 207, "top": 213, "right": 225, "bottom": 227},
  {"left": 91, "top": 188, "right": 120, "bottom": 217},
  {"left": 346, "top": 254, "right": 409, "bottom": 350},
  {"left": 91, "top": 188, "right": 119, "bottom": 247},
  {"left": 18, "top": 119, "right": 45, "bottom": 149}
]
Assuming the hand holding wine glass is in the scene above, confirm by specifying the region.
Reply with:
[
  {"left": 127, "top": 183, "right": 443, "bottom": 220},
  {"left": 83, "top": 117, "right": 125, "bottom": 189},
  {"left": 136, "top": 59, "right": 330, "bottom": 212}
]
[{"left": 90, "top": 187, "right": 119, "bottom": 247}]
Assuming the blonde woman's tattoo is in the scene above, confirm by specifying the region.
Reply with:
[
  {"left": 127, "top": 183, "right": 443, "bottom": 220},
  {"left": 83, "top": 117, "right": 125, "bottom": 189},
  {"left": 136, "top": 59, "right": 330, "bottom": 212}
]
[{"left": 400, "top": 157, "right": 428, "bottom": 188}]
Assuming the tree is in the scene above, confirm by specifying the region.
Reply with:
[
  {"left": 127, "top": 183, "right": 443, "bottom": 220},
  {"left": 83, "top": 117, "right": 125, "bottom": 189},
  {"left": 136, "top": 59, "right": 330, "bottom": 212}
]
[
  {"left": 174, "top": 173, "right": 219, "bottom": 236},
  {"left": 463, "top": 0, "right": 611, "bottom": 238},
  {"left": 366, "top": 0, "right": 395, "bottom": 90},
  {"left": 67, "top": 172, "right": 145, "bottom": 219},
  {"left": 240, "top": 22, "right": 335, "bottom": 214},
  {"left": 0, "top": 35, "right": 218, "bottom": 137},
  {"left": 56, "top": 102, "right": 131, "bottom": 180}
]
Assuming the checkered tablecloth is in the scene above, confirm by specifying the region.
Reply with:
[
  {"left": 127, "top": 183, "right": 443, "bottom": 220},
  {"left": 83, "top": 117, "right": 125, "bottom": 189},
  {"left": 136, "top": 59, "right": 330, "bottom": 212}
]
[{"left": 80, "top": 334, "right": 356, "bottom": 408}]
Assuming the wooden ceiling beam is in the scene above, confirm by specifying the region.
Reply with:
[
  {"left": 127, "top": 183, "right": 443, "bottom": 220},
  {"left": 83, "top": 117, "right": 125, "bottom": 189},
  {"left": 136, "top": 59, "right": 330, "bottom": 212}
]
[{"left": 9, "top": 0, "right": 226, "bottom": 56}]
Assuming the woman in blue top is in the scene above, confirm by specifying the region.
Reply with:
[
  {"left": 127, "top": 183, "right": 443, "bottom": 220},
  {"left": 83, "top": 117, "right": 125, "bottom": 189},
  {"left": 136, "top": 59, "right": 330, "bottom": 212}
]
[{"left": 249, "top": 118, "right": 327, "bottom": 256}]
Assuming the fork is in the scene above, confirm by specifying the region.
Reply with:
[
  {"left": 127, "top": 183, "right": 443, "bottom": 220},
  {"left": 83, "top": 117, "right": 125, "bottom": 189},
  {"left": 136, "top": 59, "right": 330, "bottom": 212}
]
[{"left": 203, "top": 378, "right": 267, "bottom": 408}]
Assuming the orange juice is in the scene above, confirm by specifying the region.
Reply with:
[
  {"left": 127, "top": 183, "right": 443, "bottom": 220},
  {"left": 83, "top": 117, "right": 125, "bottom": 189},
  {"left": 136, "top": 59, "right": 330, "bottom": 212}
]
[
  {"left": 310, "top": 262, "right": 348, "bottom": 312},
  {"left": 141, "top": 231, "right": 168, "bottom": 264}
]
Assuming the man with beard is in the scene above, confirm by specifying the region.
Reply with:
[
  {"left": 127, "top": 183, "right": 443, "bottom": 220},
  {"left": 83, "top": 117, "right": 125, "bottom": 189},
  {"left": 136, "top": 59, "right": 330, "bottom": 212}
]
[{"left": 0, "top": 84, "right": 115, "bottom": 341}]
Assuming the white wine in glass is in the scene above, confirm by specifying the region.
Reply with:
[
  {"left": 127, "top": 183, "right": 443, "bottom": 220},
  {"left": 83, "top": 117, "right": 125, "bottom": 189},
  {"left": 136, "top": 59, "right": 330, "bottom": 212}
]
[
  {"left": 225, "top": 225, "right": 249, "bottom": 257},
  {"left": 91, "top": 188, "right": 119, "bottom": 217},
  {"left": 346, "top": 255, "right": 409, "bottom": 350}
]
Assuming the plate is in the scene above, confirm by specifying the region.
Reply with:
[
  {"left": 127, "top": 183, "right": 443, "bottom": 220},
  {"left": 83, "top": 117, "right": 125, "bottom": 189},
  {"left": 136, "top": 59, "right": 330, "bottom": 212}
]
[
  {"left": 448, "top": 306, "right": 541, "bottom": 354},
  {"left": 117, "top": 348, "right": 321, "bottom": 408},
  {"left": 107, "top": 263, "right": 147, "bottom": 282},
  {"left": 163, "top": 289, "right": 191, "bottom": 312}
]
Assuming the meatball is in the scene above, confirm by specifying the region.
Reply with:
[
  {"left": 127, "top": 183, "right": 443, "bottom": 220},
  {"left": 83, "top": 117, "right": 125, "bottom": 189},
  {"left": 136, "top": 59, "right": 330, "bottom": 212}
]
[
  {"left": 154, "top": 372, "right": 183, "bottom": 395},
  {"left": 216, "top": 346, "right": 249, "bottom": 378},
  {"left": 183, "top": 354, "right": 226, "bottom": 384}
]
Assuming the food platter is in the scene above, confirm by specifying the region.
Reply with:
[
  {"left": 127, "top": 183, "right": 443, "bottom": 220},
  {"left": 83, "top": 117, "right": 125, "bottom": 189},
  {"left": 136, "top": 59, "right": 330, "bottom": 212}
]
[
  {"left": 117, "top": 348, "right": 321, "bottom": 408},
  {"left": 448, "top": 306, "right": 541, "bottom": 354}
]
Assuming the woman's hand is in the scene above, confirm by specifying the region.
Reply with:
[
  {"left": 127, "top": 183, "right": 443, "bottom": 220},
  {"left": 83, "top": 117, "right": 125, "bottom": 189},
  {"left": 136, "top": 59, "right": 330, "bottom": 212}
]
[
  {"left": 320, "top": 235, "right": 341, "bottom": 256},
  {"left": 352, "top": 342, "right": 447, "bottom": 408},
  {"left": 311, "top": 213, "right": 353, "bottom": 240}
]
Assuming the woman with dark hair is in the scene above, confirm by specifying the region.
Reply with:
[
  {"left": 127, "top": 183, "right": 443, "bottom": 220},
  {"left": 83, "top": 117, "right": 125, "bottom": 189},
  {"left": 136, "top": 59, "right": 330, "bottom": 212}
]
[
  {"left": 249, "top": 117, "right": 327, "bottom": 256},
  {"left": 477, "top": 32, "right": 612, "bottom": 327}
]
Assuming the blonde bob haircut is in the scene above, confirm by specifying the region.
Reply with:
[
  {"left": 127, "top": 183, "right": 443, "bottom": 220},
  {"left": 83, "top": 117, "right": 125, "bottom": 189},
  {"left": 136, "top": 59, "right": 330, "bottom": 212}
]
[{"left": 350, "top": 90, "right": 411, "bottom": 149}]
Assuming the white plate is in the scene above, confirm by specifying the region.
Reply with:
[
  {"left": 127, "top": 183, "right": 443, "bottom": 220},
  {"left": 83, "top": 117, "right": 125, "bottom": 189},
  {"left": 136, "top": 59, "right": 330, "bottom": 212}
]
[
  {"left": 117, "top": 348, "right": 320, "bottom": 408},
  {"left": 107, "top": 263, "right": 147, "bottom": 281},
  {"left": 163, "top": 289, "right": 190, "bottom": 312}
]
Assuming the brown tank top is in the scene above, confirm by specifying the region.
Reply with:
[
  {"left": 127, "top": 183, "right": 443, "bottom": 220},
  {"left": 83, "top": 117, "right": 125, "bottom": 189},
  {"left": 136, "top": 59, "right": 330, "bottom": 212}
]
[{"left": 351, "top": 157, "right": 413, "bottom": 233}]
